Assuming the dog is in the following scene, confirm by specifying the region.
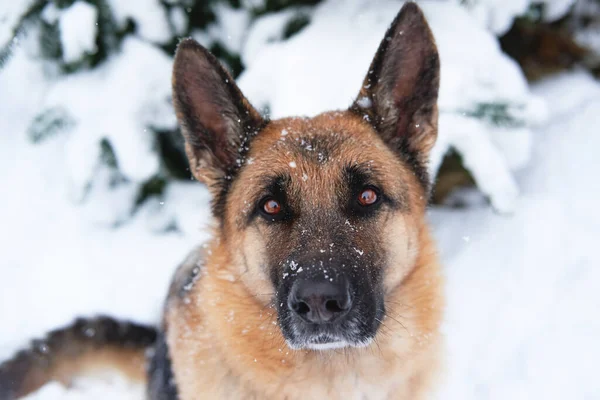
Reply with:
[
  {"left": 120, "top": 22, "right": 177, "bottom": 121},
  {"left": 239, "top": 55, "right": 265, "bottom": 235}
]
[{"left": 0, "top": 2, "right": 443, "bottom": 399}]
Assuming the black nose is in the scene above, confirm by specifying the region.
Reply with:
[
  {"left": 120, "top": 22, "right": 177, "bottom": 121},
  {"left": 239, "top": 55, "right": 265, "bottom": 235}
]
[{"left": 288, "top": 278, "right": 352, "bottom": 324}]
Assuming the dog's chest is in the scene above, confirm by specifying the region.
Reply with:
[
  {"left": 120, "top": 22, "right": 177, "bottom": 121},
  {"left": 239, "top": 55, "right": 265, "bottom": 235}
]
[
  {"left": 175, "top": 365, "right": 399, "bottom": 400},
  {"left": 168, "top": 341, "right": 409, "bottom": 400},
  {"left": 277, "top": 374, "right": 394, "bottom": 400}
]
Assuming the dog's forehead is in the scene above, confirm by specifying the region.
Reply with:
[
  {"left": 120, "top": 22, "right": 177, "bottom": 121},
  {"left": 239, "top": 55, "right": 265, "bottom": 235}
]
[
  {"left": 249, "top": 111, "right": 386, "bottom": 166},
  {"left": 237, "top": 111, "right": 414, "bottom": 205}
]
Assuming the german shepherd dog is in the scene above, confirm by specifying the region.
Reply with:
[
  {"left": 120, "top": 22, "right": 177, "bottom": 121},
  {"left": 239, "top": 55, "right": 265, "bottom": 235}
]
[{"left": 0, "top": 3, "right": 443, "bottom": 399}]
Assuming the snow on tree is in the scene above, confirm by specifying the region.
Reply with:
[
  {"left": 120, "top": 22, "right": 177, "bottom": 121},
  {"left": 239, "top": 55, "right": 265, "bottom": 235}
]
[
  {"left": 0, "top": 0, "right": 580, "bottom": 227},
  {"left": 57, "top": 1, "right": 98, "bottom": 63},
  {"left": 459, "top": 0, "right": 577, "bottom": 35}
]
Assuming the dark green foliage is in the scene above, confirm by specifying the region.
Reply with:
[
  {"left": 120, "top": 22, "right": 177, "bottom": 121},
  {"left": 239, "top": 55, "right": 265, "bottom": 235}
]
[
  {"left": 522, "top": 3, "right": 545, "bottom": 23},
  {"left": 38, "top": 20, "right": 62, "bottom": 60},
  {"left": 91, "top": 0, "right": 125, "bottom": 68},
  {"left": 283, "top": 12, "right": 310, "bottom": 39},
  {"left": 185, "top": 0, "right": 217, "bottom": 29},
  {"left": 136, "top": 175, "right": 168, "bottom": 206},
  {"left": 462, "top": 103, "right": 525, "bottom": 128},
  {"left": 99, "top": 138, "right": 130, "bottom": 188},
  {"left": 209, "top": 42, "right": 243, "bottom": 77},
  {"left": 27, "top": 108, "right": 74, "bottom": 143},
  {"left": 54, "top": 0, "right": 77, "bottom": 9},
  {"left": 155, "top": 129, "right": 190, "bottom": 180},
  {"left": 100, "top": 138, "right": 118, "bottom": 168},
  {"left": 253, "top": 0, "right": 322, "bottom": 15},
  {"left": 160, "top": 0, "right": 216, "bottom": 55}
]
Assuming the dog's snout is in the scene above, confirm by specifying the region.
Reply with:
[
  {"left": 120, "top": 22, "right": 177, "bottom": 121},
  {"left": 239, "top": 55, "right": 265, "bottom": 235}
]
[{"left": 288, "top": 278, "right": 352, "bottom": 324}]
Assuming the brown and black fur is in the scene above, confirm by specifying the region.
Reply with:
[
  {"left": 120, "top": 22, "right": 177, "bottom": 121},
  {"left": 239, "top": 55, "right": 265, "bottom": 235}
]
[
  {"left": 0, "top": 317, "right": 156, "bottom": 399},
  {"left": 0, "top": 3, "right": 444, "bottom": 399}
]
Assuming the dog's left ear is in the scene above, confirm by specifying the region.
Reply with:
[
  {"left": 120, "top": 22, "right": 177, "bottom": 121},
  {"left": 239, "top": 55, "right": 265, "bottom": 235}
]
[
  {"left": 351, "top": 2, "right": 440, "bottom": 172},
  {"left": 172, "top": 38, "right": 265, "bottom": 186}
]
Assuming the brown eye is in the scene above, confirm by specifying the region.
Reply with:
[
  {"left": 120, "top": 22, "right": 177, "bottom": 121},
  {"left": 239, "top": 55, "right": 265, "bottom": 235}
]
[
  {"left": 358, "top": 188, "right": 378, "bottom": 206},
  {"left": 263, "top": 199, "right": 281, "bottom": 215}
]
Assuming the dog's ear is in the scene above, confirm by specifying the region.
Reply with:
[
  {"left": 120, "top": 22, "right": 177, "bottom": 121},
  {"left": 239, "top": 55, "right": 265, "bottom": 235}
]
[
  {"left": 351, "top": 2, "right": 440, "bottom": 181},
  {"left": 172, "top": 38, "right": 265, "bottom": 187}
]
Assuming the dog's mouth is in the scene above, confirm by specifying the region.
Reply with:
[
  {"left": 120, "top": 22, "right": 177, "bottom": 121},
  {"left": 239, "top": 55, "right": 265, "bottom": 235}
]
[
  {"left": 289, "top": 332, "right": 374, "bottom": 351},
  {"left": 296, "top": 335, "right": 372, "bottom": 350},
  {"left": 303, "top": 336, "right": 350, "bottom": 351}
]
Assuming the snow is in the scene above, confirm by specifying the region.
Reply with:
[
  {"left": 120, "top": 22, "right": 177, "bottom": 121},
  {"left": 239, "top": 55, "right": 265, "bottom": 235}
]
[
  {"left": 23, "top": 379, "right": 144, "bottom": 400},
  {"left": 433, "top": 70, "right": 600, "bottom": 399},
  {"left": 435, "top": 114, "right": 520, "bottom": 213},
  {"left": 205, "top": 3, "right": 251, "bottom": 54},
  {"left": 460, "top": 0, "right": 531, "bottom": 35},
  {"left": 459, "top": 0, "right": 577, "bottom": 34},
  {"left": 169, "top": 6, "right": 188, "bottom": 36},
  {"left": 59, "top": 1, "right": 98, "bottom": 64},
  {"left": 573, "top": 1, "right": 600, "bottom": 57},
  {"left": 238, "top": 0, "right": 546, "bottom": 212},
  {"left": 38, "top": 37, "right": 175, "bottom": 195},
  {"left": 106, "top": 0, "right": 171, "bottom": 44},
  {"left": 540, "top": 0, "right": 577, "bottom": 21},
  {"left": 40, "top": 3, "right": 60, "bottom": 25},
  {"left": 0, "top": 0, "right": 36, "bottom": 50},
  {"left": 4, "top": 28, "right": 173, "bottom": 200},
  {"left": 241, "top": 8, "right": 307, "bottom": 66}
]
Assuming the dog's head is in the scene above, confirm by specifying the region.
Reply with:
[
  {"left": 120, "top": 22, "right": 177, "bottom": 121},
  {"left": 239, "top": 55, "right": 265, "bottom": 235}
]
[{"left": 172, "top": 3, "right": 439, "bottom": 351}]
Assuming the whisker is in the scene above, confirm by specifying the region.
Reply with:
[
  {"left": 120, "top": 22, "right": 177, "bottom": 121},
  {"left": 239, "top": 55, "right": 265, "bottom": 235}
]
[{"left": 384, "top": 313, "right": 409, "bottom": 334}]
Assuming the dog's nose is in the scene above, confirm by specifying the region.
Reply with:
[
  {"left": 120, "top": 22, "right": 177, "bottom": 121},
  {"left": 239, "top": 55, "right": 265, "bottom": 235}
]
[{"left": 288, "top": 278, "right": 352, "bottom": 324}]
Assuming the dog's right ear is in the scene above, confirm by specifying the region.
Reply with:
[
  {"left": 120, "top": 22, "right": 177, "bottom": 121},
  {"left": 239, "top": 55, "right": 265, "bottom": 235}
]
[{"left": 172, "top": 39, "right": 265, "bottom": 187}]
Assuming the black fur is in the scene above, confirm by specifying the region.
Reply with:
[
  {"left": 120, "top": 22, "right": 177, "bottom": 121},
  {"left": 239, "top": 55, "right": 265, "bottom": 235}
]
[
  {"left": 245, "top": 174, "right": 293, "bottom": 226},
  {"left": 344, "top": 164, "right": 403, "bottom": 215},
  {"left": 210, "top": 118, "right": 269, "bottom": 221},
  {"left": 167, "top": 245, "right": 206, "bottom": 302},
  {"left": 147, "top": 332, "right": 178, "bottom": 400}
]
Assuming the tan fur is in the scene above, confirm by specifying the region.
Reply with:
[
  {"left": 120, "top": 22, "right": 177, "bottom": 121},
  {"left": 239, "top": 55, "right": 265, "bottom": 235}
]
[{"left": 166, "top": 112, "right": 444, "bottom": 399}]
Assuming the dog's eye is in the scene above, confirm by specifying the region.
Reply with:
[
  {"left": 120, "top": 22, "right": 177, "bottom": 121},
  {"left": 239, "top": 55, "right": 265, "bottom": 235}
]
[
  {"left": 263, "top": 199, "right": 281, "bottom": 215},
  {"left": 258, "top": 197, "right": 288, "bottom": 222},
  {"left": 358, "top": 188, "right": 379, "bottom": 206}
]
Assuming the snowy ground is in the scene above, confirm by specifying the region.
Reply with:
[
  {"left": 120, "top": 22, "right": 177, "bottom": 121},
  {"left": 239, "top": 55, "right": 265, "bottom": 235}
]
[
  {"left": 432, "top": 70, "right": 600, "bottom": 399},
  {"left": 1, "top": 70, "right": 598, "bottom": 399}
]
